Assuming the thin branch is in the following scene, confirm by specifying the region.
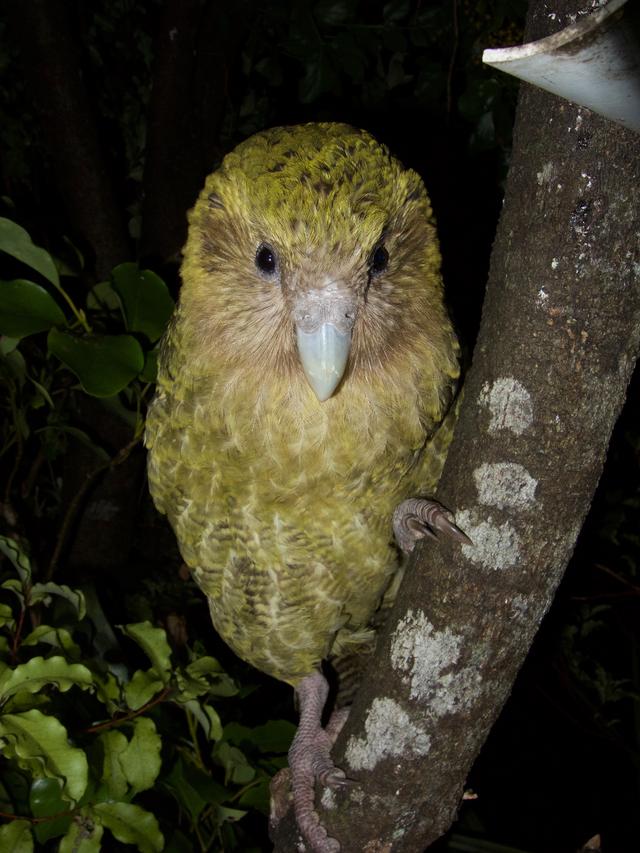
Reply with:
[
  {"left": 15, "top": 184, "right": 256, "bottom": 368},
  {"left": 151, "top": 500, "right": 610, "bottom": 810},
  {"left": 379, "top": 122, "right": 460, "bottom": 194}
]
[
  {"left": 0, "top": 807, "right": 77, "bottom": 824},
  {"left": 83, "top": 685, "right": 172, "bottom": 734}
]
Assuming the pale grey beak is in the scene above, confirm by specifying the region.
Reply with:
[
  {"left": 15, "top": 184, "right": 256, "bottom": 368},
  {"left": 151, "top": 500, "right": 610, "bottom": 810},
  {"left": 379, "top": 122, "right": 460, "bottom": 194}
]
[
  {"left": 293, "top": 287, "right": 357, "bottom": 401},
  {"left": 296, "top": 323, "right": 352, "bottom": 401}
]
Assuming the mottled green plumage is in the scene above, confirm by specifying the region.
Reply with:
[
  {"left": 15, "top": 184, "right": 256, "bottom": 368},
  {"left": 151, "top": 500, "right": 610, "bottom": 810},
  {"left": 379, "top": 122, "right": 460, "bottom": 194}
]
[{"left": 145, "top": 123, "right": 459, "bottom": 686}]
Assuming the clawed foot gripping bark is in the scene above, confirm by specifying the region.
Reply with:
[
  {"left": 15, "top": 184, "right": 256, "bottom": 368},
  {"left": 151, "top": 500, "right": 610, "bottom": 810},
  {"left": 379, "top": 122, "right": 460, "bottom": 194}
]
[
  {"left": 278, "top": 671, "right": 351, "bottom": 852},
  {"left": 393, "top": 497, "right": 471, "bottom": 554}
]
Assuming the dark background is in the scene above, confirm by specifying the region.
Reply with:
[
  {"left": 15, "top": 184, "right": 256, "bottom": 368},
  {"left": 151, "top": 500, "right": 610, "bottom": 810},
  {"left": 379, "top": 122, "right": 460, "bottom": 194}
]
[{"left": 0, "top": 2, "right": 638, "bottom": 851}]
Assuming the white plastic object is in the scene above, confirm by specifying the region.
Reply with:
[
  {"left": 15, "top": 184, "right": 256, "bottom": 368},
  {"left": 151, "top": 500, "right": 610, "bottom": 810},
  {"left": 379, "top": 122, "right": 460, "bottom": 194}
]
[{"left": 482, "top": 0, "right": 640, "bottom": 133}]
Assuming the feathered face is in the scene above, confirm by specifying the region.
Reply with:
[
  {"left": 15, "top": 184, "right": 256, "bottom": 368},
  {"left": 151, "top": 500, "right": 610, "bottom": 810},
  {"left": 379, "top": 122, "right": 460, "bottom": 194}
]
[{"left": 179, "top": 123, "right": 451, "bottom": 403}]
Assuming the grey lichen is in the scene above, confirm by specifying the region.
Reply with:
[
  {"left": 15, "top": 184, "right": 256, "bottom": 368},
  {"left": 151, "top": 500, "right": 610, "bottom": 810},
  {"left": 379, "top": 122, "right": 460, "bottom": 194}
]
[
  {"left": 344, "top": 697, "right": 431, "bottom": 771},
  {"left": 390, "top": 610, "right": 483, "bottom": 715},
  {"left": 474, "top": 462, "right": 538, "bottom": 510},
  {"left": 479, "top": 377, "right": 533, "bottom": 435},
  {"left": 321, "top": 787, "right": 337, "bottom": 811},
  {"left": 456, "top": 509, "right": 522, "bottom": 571}
]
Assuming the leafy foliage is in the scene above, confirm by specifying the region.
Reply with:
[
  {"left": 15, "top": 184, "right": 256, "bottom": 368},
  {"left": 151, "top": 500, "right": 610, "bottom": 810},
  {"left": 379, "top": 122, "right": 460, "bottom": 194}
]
[
  {"left": 0, "top": 224, "right": 293, "bottom": 851},
  {"left": 0, "top": 2, "right": 637, "bottom": 850}
]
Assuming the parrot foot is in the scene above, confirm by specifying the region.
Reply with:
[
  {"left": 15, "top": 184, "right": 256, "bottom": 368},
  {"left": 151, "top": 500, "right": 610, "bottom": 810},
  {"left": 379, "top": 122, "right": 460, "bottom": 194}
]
[
  {"left": 393, "top": 497, "right": 471, "bottom": 554},
  {"left": 287, "top": 671, "right": 352, "bottom": 852}
]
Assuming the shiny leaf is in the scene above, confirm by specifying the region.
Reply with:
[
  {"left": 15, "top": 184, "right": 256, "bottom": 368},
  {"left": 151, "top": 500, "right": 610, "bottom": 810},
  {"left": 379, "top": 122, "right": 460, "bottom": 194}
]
[
  {"left": 215, "top": 741, "right": 255, "bottom": 785},
  {"left": 30, "top": 777, "right": 73, "bottom": 843},
  {"left": 120, "top": 717, "right": 162, "bottom": 794},
  {"left": 120, "top": 622, "right": 172, "bottom": 680},
  {"left": 93, "top": 802, "right": 163, "bottom": 853},
  {"left": 0, "top": 709, "right": 88, "bottom": 803},
  {"left": 98, "top": 729, "right": 128, "bottom": 799},
  {"left": 0, "top": 819, "right": 33, "bottom": 852},
  {"left": 0, "top": 656, "right": 93, "bottom": 703},
  {"left": 59, "top": 811, "right": 104, "bottom": 853},
  {"left": 124, "top": 669, "right": 165, "bottom": 711},
  {"left": 0, "top": 279, "right": 66, "bottom": 338},
  {"left": 29, "top": 583, "right": 86, "bottom": 619},
  {"left": 47, "top": 329, "right": 144, "bottom": 397},
  {"left": 112, "top": 263, "right": 174, "bottom": 343},
  {"left": 0, "top": 535, "right": 32, "bottom": 583},
  {"left": 0, "top": 218, "right": 59, "bottom": 286},
  {"left": 22, "top": 626, "right": 81, "bottom": 658}
]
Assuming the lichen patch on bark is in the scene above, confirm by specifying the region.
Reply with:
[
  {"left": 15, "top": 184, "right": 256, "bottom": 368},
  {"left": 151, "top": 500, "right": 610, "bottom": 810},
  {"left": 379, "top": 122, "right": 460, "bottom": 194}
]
[
  {"left": 478, "top": 377, "right": 533, "bottom": 435},
  {"left": 473, "top": 462, "right": 538, "bottom": 510},
  {"left": 389, "top": 609, "right": 483, "bottom": 715},
  {"left": 344, "top": 697, "right": 431, "bottom": 771},
  {"left": 321, "top": 788, "right": 337, "bottom": 810},
  {"left": 456, "top": 509, "right": 522, "bottom": 570}
]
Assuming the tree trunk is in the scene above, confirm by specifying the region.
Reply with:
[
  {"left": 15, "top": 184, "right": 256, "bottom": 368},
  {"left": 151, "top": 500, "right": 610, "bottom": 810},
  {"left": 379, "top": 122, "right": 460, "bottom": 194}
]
[
  {"left": 9, "top": 0, "right": 130, "bottom": 279},
  {"left": 139, "top": 0, "right": 254, "bottom": 264},
  {"left": 272, "top": 0, "right": 640, "bottom": 849}
]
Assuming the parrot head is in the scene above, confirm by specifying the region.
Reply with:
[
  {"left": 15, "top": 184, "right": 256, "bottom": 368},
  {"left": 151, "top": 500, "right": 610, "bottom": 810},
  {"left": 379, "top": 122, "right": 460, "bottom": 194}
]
[{"left": 179, "top": 123, "right": 448, "bottom": 404}]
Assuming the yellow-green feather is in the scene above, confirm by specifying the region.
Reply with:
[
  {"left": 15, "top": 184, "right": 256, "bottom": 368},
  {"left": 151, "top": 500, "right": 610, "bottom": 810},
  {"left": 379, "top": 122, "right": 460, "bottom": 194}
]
[{"left": 145, "top": 123, "right": 459, "bottom": 686}]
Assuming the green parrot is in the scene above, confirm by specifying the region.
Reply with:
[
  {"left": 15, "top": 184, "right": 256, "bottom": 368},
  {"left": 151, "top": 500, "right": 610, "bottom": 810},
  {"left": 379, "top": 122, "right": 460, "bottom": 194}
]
[{"left": 145, "top": 123, "right": 464, "bottom": 852}]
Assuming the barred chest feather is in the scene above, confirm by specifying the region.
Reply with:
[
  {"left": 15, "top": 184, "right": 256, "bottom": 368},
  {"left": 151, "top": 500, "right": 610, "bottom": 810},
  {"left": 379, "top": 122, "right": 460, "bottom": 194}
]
[{"left": 146, "top": 359, "right": 450, "bottom": 685}]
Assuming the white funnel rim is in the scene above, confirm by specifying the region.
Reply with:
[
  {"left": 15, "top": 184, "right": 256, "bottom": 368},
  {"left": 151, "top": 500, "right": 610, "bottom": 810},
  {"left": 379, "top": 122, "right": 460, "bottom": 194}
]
[{"left": 483, "top": 0, "right": 629, "bottom": 65}]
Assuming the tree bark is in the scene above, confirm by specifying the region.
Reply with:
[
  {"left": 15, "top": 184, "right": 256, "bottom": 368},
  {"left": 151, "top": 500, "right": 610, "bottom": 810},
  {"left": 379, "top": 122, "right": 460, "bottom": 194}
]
[
  {"left": 272, "top": 0, "right": 640, "bottom": 849},
  {"left": 139, "top": 0, "right": 254, "bottom": 264},
  {"left": 9, "top": 0, "right": 130, "bottom": 278}
]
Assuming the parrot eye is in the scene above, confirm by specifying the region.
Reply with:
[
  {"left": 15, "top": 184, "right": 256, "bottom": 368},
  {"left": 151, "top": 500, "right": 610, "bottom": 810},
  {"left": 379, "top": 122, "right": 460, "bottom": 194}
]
[
  {"left": 255, "top": 243, "right": 278, "bottom": 276},
  {"left": 370, "top": 244, "right": 389, "bottom": 275}
]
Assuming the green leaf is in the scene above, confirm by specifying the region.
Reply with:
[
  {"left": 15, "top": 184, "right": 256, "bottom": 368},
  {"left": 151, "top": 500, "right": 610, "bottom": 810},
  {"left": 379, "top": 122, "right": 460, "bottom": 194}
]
[
  {"left": 29, "top": 583, "right": 86, "bottom": 619},
  {"left": 120, "top": 622, "right": 172, "bottom": 681},
  {"left": 1, "top": 346, "right": 27, "bottom": 392},
  {"left": 0, "top": 819, "right": 33, "bottom": 852},
  {"left": 124, "top": 669, "right": 165, "bottom": 711},
  {"left": 0, "top": 218, "right": 59, "bottom": 287},
  {"left": 0, "top": 534, "right": 32, "bottom": 583},
  {"left": 216, "top": 805, "right": 247, "bottom": 823},
  {"left": 238, "top": 776, "right": 271, "bottom": 815},
  {"left": 47, "top": 329, "right": 144, "bottom": 397},
  {"left": 93, "top": 802, "right": 163, "bottom": 853},
  {"left": 163, "top": 756, "right": 228, "bottom": 822},
  {"left": 92, "top": 671, "right": 122, "bottom": 712},
  {"left": 59, "top": 808, "right": 103, "bottom": 853},
  {"left": 30, "top": 777, "right": 73, "bottom": 843},
  {"left": 22, "top": 625, "right": 81, "bottom": 658},
  {"left": 98, "top": 729, "right": 128, "bottom": 799},
  {"left": 214, "top": 741, "right": 255, "bottom": 785},
  {"left": 0, "top": 709, "right": 88, "bottom": 803},
  {"left": 120, "top": 717, "right": 162, "bottom": 794},
  {"left": 225, "top": 718, "right": 295, "bottom": 754},
  {"left": 112, "top": 263, "right": 174, "bottom": 343},
  {"left": 176, "top": 655, "right": 237, "bottom": 699},
  {"left": 182, "top": 699, "right": 223, "bottom": 741},
  {"left": 2, "top": 577, "right": 25, "bottom": 606},
  {"left": 0, "top": 335, "right": 19, "bottom": 354},
  {"left": 0, "top": 601, "right": 15, "bottom": 629},
  {"left": 86, "top": 280, "right": 122, "bottom": 313},
  {"left": 0, "top": 279, "right": 66, "bottom": 338},
  {"left": 90, "top": 671, "right": 122, "bottom": 713},
  {"left": 0, "top": 656, "right": 93, "bottom": 704}
]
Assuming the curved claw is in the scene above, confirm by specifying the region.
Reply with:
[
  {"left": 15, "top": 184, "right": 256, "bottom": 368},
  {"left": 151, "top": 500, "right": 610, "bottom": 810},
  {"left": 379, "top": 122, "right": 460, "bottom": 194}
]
[
  {"left": 431, "top": 511, "right": 473, "bottom": 545},
  {"left": 393, "top": 498, "right": 472, "bottom": 553},
  {"left": 318, "top": 767, "right": 357, "bottom": 788}
]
